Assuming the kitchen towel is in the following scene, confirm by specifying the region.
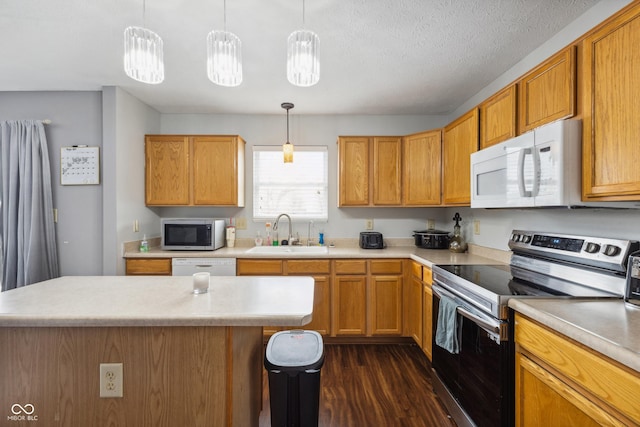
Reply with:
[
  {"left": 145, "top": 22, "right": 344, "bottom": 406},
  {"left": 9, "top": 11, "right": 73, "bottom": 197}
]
[{"left": 435, "top": 294, "right": 462, "bottom": 354}]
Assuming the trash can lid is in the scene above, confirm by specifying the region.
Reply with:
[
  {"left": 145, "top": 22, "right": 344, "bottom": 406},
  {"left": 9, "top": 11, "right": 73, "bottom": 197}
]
[{"left": 265, "top": 330, "right": 324, "bottom": 369}]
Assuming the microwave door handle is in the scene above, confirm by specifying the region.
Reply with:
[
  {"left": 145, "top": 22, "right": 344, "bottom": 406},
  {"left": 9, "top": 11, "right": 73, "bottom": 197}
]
[
  {"left": 532, "top": 147, "right": 541, "bottom": 197},
  {"left": 517, "top": 147, "right": 533, "bottom": 197}
]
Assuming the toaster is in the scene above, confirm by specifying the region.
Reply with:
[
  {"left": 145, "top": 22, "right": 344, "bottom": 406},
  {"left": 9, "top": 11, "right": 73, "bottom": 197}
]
[{"left": 360, "top": 232, "right": 385, "bottom": 249}]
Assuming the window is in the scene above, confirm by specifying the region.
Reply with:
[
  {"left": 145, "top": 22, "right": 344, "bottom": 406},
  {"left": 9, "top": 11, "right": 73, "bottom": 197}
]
[{"left": 253, "top": 146, "right": 328, "bottom": 220}]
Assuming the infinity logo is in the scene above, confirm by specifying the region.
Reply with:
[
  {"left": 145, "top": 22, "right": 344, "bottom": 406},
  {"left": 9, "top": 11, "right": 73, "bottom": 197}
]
[{"left": 11, "top": 404, "right": 35, "bottom": 415}]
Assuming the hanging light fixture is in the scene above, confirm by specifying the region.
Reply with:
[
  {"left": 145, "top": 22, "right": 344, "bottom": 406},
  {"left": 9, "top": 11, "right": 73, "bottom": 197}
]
[
  {"left": 287, "top": 0, "right": 320, "bottom": 87},
  {"left": 124, "top": 0, "right": 164, "bottom": 84},
  {"left": 282, "top": 102, "right": 294, "bottom": 163},
  {"left": 207, "top": 0, "right": 242, "bottom": 87}
]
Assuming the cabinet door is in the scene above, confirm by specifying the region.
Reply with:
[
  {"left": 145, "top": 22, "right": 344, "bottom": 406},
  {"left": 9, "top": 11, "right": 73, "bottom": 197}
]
[
  {"left": 236, "top": 259, "right": 283, "bottom": 275},
  {"left": 518, "top": 46, "right": 576, "bottom": 133},
  {"left": 515, "top": 353, "right": 621, "bottom": 427},
  {"left": 337, "top": 137, "right": 370, "bottom": 206},
  {"left": 304, "top": 275, "right": 331, "bottom": 336},
  {"left": 443, "top": 108, "right": 479, "bottom": 205},
  {"left": 480, "top": 84, "right": 517, "bottom": 149},
  {"left": 372, "top": 137, "right": 402, "bottom": 205},
  {"left": 422, "top": 281, "right": 433, "bottom": 361},
  {"left": 192, "top": 136, "right": 245, "bottom": 206},
  {"left": 145, "top": 136, "right": 190, "bottom": 205},
  {"left": 332, "top": 275, "right": 367, "bottom": 336},
  {"left": 405, "top": 272, "right": 423, "bottom": 345},
  {"left": 403, "top": 130, "right": 442, "bottom": 205},
  {"left": 368, "top": 275, "right": 403, "bottom": 335},
  {"left": 583, "top": 5, "right": 640, "bottom": 200}
]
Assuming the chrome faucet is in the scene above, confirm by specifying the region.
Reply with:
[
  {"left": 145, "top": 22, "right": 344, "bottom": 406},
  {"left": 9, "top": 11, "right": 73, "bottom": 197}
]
[{"left": 272, "top": 214, "right": 292, "bottom": 245}]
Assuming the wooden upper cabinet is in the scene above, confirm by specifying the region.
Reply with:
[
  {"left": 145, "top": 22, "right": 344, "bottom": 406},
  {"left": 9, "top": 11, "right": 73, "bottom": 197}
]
[
  {"left": 192, "top": 136, "right": 245, "bottom": 206},
  {"left": 582, "top": 3, "right": 640, "bottom": 201},
  {"left": 403, "top": 130, "right": 442, "bottom": 205},
  {"left": 145, "top": 135, "right": 190, "bottom": 205},
  {"left": 338, "top": 137, "right": 370, "bottom": 206},
  {"left": 442, "top": 108, "right": 479, "bottom": 206},
  {"left": 337, "top": 136, "right": 402, "bottom": 206},
  {"left": 372, "top": 137, "right": 402, "bottom": 205},
  {"left": 145, "top": 135, "right": 245, "bottom": 206},
  {"left": 518, "top": 46, "right": 576, "bottom": 133},
  {"left": 480, "top": 84, "right": 517, "bottom": 149}
]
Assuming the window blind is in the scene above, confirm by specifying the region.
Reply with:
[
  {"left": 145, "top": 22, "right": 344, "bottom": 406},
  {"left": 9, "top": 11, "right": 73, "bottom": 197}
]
[{"left": 253, "top": 146, "right": 328, "bottom": 220}]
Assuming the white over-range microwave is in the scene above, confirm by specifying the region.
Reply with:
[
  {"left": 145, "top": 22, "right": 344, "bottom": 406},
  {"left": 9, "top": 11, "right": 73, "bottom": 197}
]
[{"left": 470, "top": 119, "right": 618, "bottom": 209}]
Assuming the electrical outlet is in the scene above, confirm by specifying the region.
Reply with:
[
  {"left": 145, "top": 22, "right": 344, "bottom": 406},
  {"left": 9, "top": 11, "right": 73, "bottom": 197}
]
[
  {"left": 427, "top": 219, "right": 435, "bottom": 230},
  {"left": 474, "top": 220, "right": 481, "bottom": 235},
  {"left": 100, "top": 363, "right": 123, "bottom": 398},
  {"left": 235, "top": 217, "right": 247, "bottom": 230},
  {"left": 365, "top": 219, "right": 374, "bottom": 230},
  {"left": 133, "top": 220, "right": 139, "bottom": 233}
]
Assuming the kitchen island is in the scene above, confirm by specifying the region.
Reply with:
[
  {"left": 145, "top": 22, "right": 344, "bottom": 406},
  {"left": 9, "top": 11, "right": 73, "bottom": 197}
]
[{"left": 0, "top": 275, "right": 314, "bottom": 427}]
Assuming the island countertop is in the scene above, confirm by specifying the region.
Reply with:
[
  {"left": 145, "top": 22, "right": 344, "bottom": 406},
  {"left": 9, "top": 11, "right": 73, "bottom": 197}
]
[{"left": 0, "top": 275, "right": 314, "bottom": 328}]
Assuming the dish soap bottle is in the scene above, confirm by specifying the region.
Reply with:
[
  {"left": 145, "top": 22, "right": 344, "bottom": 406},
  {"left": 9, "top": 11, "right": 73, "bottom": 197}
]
[
  {"left": 449, "top": 212, "right": 468, "bottom": 253},
  {"left": 139, "top": 234, "right": 149, "bottom": 253},
  {"left": 265, "top": 222, "right": 273, "bottom": 246}
]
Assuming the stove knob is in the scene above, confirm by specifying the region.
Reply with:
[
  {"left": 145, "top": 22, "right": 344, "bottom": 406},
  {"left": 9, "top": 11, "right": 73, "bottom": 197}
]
[
  {"left": 585, "top": 242, "right": 601, "bottom": 253},
  {"left": 603, "top": 245, "right": 621, "bottom": 257},
  {"left": 522, "top": 235, "right": 532, "bottom": 243},
  {"left": 512, "top": 234, "right": 520, "bottom": 242}
]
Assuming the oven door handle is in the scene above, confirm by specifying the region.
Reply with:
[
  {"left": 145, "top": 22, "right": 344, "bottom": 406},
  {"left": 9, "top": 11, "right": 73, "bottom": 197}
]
[{"left": 432, "top": 284, "right": 503, "bottom": 337}]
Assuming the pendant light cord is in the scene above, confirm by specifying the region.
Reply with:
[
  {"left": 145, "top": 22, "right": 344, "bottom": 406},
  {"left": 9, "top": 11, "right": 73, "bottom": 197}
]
[
  {"left": 223, "top": 0, "right": 227, "bottom": 31},
  {"left": 286, "top": 108, "right": 290, "bottom": 143}
]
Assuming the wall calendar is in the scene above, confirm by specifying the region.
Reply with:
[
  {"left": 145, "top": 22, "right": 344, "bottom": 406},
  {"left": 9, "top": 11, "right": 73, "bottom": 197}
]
[{"left": 60, "top": 146, "right": 100, "bottom": 185}]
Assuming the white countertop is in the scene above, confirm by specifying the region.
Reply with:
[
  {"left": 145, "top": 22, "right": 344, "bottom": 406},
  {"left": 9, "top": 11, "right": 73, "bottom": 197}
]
[
  {"left": 509, "top": 299, "right": 640, "bottom": 373},
  {"left": 0, "top": 276, "right": 314, "bottom": 328}
]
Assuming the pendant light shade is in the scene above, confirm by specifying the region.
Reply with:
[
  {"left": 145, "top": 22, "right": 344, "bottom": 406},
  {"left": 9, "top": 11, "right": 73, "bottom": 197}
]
[
  {"left": 207, "top": 30, "right": 242, "bottom": 87},
  {"left": 282, "top": 102, "right": 294, "bottom": 163},
  {"left": 287, "top": 30, "right": 320, "bottom": 87},
  {"left": 124, "top": 26, "right": 165, "bottom": 84}
]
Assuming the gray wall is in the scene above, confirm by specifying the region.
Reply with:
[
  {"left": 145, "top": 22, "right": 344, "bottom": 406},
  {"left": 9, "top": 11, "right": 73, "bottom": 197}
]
[{"left": 0, "top": 91, "right": 103, "bottom": 276}]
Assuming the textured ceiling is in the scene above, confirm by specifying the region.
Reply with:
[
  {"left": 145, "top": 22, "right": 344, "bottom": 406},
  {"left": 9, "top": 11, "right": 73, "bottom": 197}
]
[{"left": 0, "top": 0, "right": 600, "bottom": 115}]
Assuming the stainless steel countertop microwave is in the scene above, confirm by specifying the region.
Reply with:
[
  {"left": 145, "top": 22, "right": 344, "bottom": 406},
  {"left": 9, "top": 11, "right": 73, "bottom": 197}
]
[{"left": 161, "top": 218, "right": 225, "bottom": 251}]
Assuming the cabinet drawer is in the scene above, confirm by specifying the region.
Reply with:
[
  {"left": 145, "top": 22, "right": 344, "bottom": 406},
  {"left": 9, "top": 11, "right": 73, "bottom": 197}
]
[
  {"left": 286, "top": 260, "right": 331, "bottom": 274},
  {"left": 125, "top": 258, "right": 172, "bottom": 275},
  {"left": 334, "top": 260, "right": 367, "bottom": 275},
  {"left": 515, "top": 314, "right": 640, "bottom": 423},
  {"left": 236, "top": 259, "right": 283, "bottom": 275},
  {"left": 370, "top": 259, "right": 403, "bottom": 275}
]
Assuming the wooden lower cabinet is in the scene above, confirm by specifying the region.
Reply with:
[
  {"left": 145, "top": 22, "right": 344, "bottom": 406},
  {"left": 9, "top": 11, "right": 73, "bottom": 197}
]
[
  {"left": 514, "top": 313, "right": 640, "bottom": 426},
  {"left": 405, "top": 261, "right": 423, "bottom": 346},
  {"left": 422, "top": 266, "right": 433, "bottom": 361},
  {"left": 125, "top": 258, "right": 172, "bottom": 275},
  {"left": 234, "top": 258, "right": 407, "bottom": 340}
]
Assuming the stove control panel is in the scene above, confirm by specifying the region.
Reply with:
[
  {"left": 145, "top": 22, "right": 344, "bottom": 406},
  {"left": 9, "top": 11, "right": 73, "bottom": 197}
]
[{"left": 510, "top": 230, "right": 639, "bottom": 273}]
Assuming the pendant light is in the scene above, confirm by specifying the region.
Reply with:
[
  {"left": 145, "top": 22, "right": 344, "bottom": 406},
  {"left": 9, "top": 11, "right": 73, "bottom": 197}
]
[
  {"left": 287, "top": 0, "right": 320, "bottom": 87},
  {"left": 124, "top": 0, "right": 164, "bottom": 84},
  {"left": 282, "top": 102, "right": 294, "bottom": 163},
  {"left": 207, "top": 0, "right": 242, "bottom": 87}
]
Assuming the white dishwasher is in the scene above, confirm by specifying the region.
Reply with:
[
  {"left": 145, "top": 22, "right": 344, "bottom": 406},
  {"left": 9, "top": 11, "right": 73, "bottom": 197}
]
[{"left": 171, "top": 258, "right": 236, "bottom": 276}]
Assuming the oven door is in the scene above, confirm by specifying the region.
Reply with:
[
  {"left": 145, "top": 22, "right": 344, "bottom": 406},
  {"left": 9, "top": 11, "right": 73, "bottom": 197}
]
[{"left": 431, "top": 284, "right": 513, "bottom": 427}]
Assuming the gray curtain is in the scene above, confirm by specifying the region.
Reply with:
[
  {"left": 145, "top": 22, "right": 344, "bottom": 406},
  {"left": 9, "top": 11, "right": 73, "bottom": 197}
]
[{"left": 0, "top": 120, "right": 59, "bottom": 291}]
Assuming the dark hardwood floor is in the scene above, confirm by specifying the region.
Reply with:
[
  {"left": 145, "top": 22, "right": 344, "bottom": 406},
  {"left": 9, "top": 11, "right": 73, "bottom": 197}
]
[{"left": 259, "top": 344, "right": 456, "bottom": 427}]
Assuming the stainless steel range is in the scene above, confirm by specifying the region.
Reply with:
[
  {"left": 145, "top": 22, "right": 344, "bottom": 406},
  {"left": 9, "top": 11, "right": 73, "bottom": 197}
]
[{"left": 430, "top": 230, "right": 639, "bottom": 427}]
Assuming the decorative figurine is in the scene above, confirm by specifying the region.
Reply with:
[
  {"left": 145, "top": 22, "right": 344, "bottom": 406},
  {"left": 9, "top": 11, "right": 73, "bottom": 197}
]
[{"left": 449, "top": 212, "right": 468, "bottom": 253}]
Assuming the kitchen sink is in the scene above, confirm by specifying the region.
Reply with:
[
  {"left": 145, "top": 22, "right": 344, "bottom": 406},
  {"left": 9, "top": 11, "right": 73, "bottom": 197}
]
[{"left": 244, "top": 246, "right": 329, "bottom": 255}]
